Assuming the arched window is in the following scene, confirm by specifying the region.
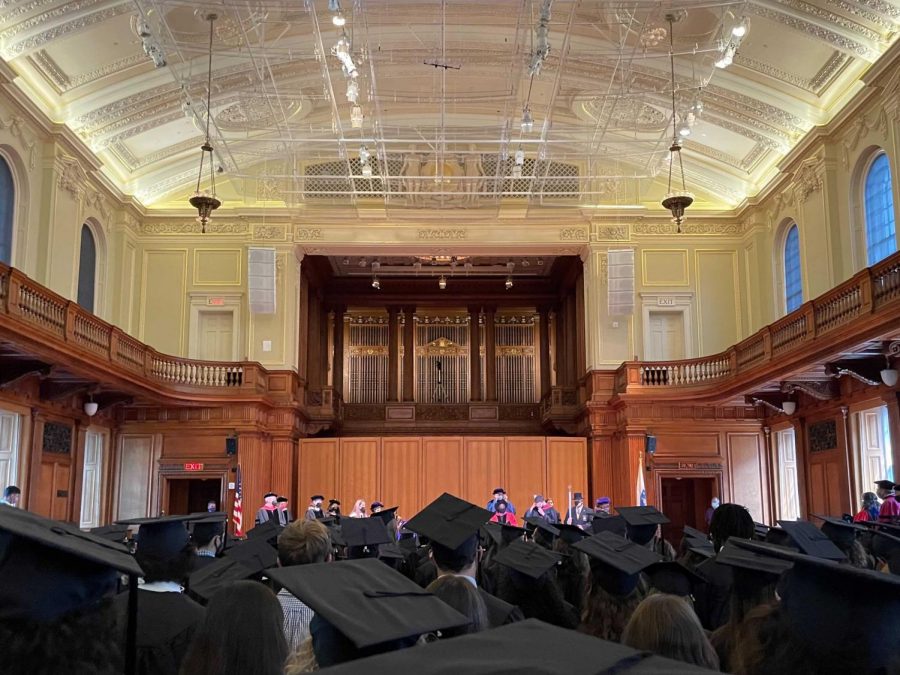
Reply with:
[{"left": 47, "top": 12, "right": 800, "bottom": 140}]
[
  {"left": 77, "top": 224, "right": 97, "bottom": 312},
  {"left": 0, "top": 156, "right": 14, "bottom": 265},
  {"left": 783, "top": 224, "right": 803, "bottom": 313},
  {"left": 863, "top": 153, "right": 897, "bottom": 265}
]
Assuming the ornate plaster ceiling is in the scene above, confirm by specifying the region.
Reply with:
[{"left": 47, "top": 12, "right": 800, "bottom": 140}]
[{"left": 1, "top": 0, "right": 897, "bottom": 214}]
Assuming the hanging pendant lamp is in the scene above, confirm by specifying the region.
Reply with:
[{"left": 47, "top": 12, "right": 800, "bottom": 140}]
[
  {"left": 661, "top": 13, "right": 693, "bottom": 233},
  {"left": 189, "top": 13, "right": 221, "bottom": 233}
]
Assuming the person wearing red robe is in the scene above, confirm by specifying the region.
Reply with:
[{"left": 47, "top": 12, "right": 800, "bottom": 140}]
[{"left": 875, "top": 480, "right": 900, "bottom": 523}]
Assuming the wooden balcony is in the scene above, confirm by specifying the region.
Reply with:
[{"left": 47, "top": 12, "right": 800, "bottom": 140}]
[
  {"left": 611, "top": 250, "right": 900, "bottom": 402},
  {"left": 0, "top": 262, "right": 296, "bottom": 405}
]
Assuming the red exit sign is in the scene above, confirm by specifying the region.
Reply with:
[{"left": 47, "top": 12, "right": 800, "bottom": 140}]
[{"left": 184, "top": 462, "right": 204, "bottom": 472}]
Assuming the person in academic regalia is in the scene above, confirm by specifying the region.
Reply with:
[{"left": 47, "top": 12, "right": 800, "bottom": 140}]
[
  {"left": 305, "top": 495, "right": 325, "bottom": 521},
  {"left": 564, "top": 493, "right": 592, "bottom": 529},
  {"left": 853, "top": 492, "right": 881, "bottom": 523},
  {"left": 276, "top": 497, "right": 292, "bottom": 526},
  {"left": 622, "top": 594, "right": 720, "bottom": 670},
  {"left": 190, "top": 515, "right": 226, "bottom": 571},
  {"left": 617, "top": 506, "right": 677, "bottom": 562},
  {"left": 326, "top": 499, "right": 341, "bottom": 520},
  {"left": 489, "top": 500, "right": 519, "bottom": 527},
  {"left": 256, "top": 493, "right": 279, "bottom": 525},
  {"left": 875, "top": 480, "right": 900, "bottom": 523},
  {"left": 543, "top": 498, "right": 561, "bottom": 525},
  {"left": 115, "top": 514, "right": 207, "bottom": 675}
]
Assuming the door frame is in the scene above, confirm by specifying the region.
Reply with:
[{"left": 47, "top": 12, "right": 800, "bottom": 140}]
[
  {"left": 188, "top": 292, "right": 243, "bottom": 361},
  {"left": 159, "top": 468, "right": 229, "bottom": 516},
  {"left": 640, "top": 293, "right": 694, "bottom": 360}
]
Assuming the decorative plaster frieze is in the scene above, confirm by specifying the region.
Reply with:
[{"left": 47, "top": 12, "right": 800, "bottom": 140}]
[
  {"left": 417, "top": 229, "right": 467, "bottom": 240},
  {"left": 253, "top": 224, "right": 288, "bottom": 241},
  {"left": 794, "top": 159, "right": 825, "bottom": 202},
  {"left": 631, "top": 222, "right": 744, "bottom": 236},
  {"left": 841, "top": 107, "right": 889, "bottom": 167},
  {"left": 2, "top": 2, "right": 133, "bottom": 58},
  {"left": 56, "top": 156, "right": 89, "bottom": 199},
  {"left": 766, "top": 0, "right": 882, "bottom": 42},
  {"left": 140, "top": 221, "right": 250, "bottom": 235},
  {"left": 826, "top": 0, "right": 896, "bottom": 28},
  {"left": 733, "top": 55, "right": 814, "bottom": 90},
  {"left": 745, "top": 4, "right": 876, "bottom": 59},
  {"left": 0, "top": 114, "right": 37, "bottom": 169},
  {"left": 559, "top": 227, "right": 589, "bottom": 241},
  {"left": 592, "top": 225, "right": 628, "bottom": 241},
  {"left": 294, "top": 228, "right": 324, "bottom": 240},
  {"left": 34, "top": 48, "right": 145, "bottom": 94}
]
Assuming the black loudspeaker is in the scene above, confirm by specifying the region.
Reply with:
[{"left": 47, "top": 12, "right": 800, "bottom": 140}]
[
  {"left": 225, "top": 437, "right": 237, "bottom": 456},
  {"left": 645, "top": 435, "right": 657, "bottom": 455}
]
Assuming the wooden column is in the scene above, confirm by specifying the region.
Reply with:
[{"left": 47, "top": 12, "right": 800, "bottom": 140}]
[
  {"left": 554, "top": 303, "right": 567, "bottom": 387},
  {"left": 297, "top": 274, "right": 310, "bottom": 382},
  {"left": 469, "top": 306, "right": 482, "bottom": 402},
  {"left": 565, "top": 292, "right": 578, "bottom": 388},
  {"left": 388, "top": 307, "right": 400, "bottom": 401},
  {"left": 402, "top": 306, "right": 416, "bottom": 402},
  {"left": 484, "top": 306, "right": 497, "bottom": 401},
  {"left": 538, "top": 306, "right": 552, "bottom": 399},
  {"left": 332, "top": 305, "right": 346, "bottom": 399},
  {"left": 306, "top": 293, "right": 322, "bottom": 391}
]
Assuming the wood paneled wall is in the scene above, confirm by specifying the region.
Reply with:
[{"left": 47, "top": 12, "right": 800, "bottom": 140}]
[{"left": 297, "top": 436, "right": 587, "bottom": 520}]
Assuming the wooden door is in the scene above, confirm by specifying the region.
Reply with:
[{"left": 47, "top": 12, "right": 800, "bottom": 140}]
[
  {"left": 198, "top": 311, "right": 234, "bottom": 361},
  {"left": 0, "top": 410, "right": 20, "bottom": 491},
  {"left": 647, "top": 312, "right": 685, "bottom": 361},
  {"left": 775, "top": 428, "right": 801, "bottom": 521},
  {"left": 79, "top": 430, "right": 105, "bottom": 528}
]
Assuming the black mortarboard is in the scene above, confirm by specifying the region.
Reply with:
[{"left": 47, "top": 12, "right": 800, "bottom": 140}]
[
  {"left": 687, "top": 541, "right": 715, "bottom": 559},
  {"left": 617, "top": 506, "right": 669, "bottom": 545},
  {"left": 329, "top": 499, "right": 341, "bottom": 506},
  {"left": 0, "top": 507, "right": 143, "bottom": 622},
  {"left": 777, "top": 520, "right": 846, "bottom": 561},
  {"left": 591, "top": 515, "right": 627, "bottom": 537},
  {"left": 556, "top": 523, "right": 590, "bottom": 545},
  {"left": 377, "top": 543, "right": 406, "bottom": 561},
  {"left": 188, "top": 557, "right": 259, "bottom": 602},
  {"left": 276, "top": 496, "right": 289, "bottom": 503},
  {"left": 117, "top": 514, "right": 204, "bottom": 558},
  {"left": 191, "top": 513, "right": 227, "bottom": 545},
  {"left": 573, "top": 531, "right": 661, "bottom": 595},
  {"left": 267, "top": 558, "right": 469, "bottom": 650},
  {"left": 246, "top": 518, "right": 282, "bottom": 543},
  {"left": 645, "top": 561, "right": 706, "bottom": 597},
  {"left": 342, "top": 517, "right": 392, "bottom": 549},
  {"left": 326, "top": 524, "right": 347, "bottom": 548},
  {"left": 874, "top": 480, "right": 897, "bottom": 490},
  {"left": 371, "top": 501, "right": 384, "bottom": 510},
  {"left": 524, "top": 516, "right": 560, "bottom": 538},
  {"left": 812, "top": 514, "right": 863, "bottom": 549},
  {"left": 89, "top": 523, "right": 130, "bottom": 543},
  {"left": 753, "top": 522, "right": 771, "bottom": 540},
  {"left": 405, "top": 493, "right": 492, "bottom": 550},
  {"left": 496, "top": 522, "right": 528, "bottom": 544},
  {"left": 264, "top": 492, "right": 278, "bottom": 499},
  {"left": 311, "top": 494, "right": 325, "bottom": 501},
  {"left": 492, "top": 488, "right": 506, "bottom": 495},
  {"left": 763, "top": 526, "right": 796, "bottom": 549},
  {"left": 573, "top": 492, "right": 584, "bottom": 501},
  {"left": 223, "top": 536, "right": 278, "bottom": 570},
  {"left": 871, "top": 528, "right": 900, "bottom": 570},
  {"left": 317, "top": 618, "right": 715, "bottom": 674},
  {"left": 683, "top": 525, "right": 708, "bottom": 542},
  {"left": 370, "top": 506, "right": 399, "bottom": 526},
  {"left": 493, "top": 540, "right": 563, "bottom": 579},
  {"left": 735, "top": 539, "right": 900, "bottom": 670},
  {"left": 715, "top": 539, "right": 794, "bottom": 578}
]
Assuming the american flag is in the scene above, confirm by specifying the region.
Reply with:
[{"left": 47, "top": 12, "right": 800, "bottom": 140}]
[{"left": 232, "top": 464, "right": 244, "bottom": 537}]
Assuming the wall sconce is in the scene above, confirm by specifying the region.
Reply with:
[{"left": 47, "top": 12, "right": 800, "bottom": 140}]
[
  {"left": 881, "top": 355, "right": 898, "bottom": 387},
  {"left": 781, "top": 401, "right": 797, "bottom": 415},
  {"left": 83, "top": 396, "right": 98, "bottom": 417}
]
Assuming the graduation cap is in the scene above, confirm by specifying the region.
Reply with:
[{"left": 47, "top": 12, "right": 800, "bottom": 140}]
[
  {"left": 763, "top": 526, "right": 796, "bottom": 549},
  {"left": 325, "top": 523, "right": 347, "bottom": 548},
  {"left": 316, "top": 618, "right": 713, "bottom": 674},
  {"left": 377, "top": 542, "right": 407, "bottom": 561},
  {"left": 645, "top": 561, "right": 706, "bottom": 597},
  {"left": 735, "top": 538, "right": 900, "bottom": 671},
  {"left": 482, "top": 521, "right": 528, "bottom": 547},
  {"left": 371, "top": 501, "right": 384, "bottom": 511},
  {"left": 524, "top": 516, "right": 560, "bottom": 538},
  {"left": 752, "top": 522, "right": 771, "bottom": 541},
  {"left": 493, "top": 540, "right": 564, "bottom": 579},
  {"left": 616, "top": 506, "right": 670, "bottom": 546},
  {"left": 89, "top": 523, "right": 130, "bottom": 543},
  {"left": 246, "top": 518, "right": 282, "bottom": 544},
  {"left": 715, "top": 538, "right": 794, "bottom": 578},
  {"left": 686, "top": 541, "right": 716, "bottom": 559},
  {"left": 117, "top": 513, "right": 206, "bottom": 558},
  {"left": 188, "top": 557, "right": 259, "bottom": 602},
  {"left": 223, "top": 536, "right": 278, "bottom": 570},
  {"left": 311, "top": 494, "right": 325, "bottom": 501},
  {"left": 777, "top": 520, "right": 845, "bottom": 561},
  {"left": 870, "top": 528, "right": 900, "bottom": 571},
  {"left": 328, "top": 499, "right": 341, "bottom": 507},
  {"left": 369, "top": 506, "right": 399, "bottom": 526},
  {"left": 342, "top": 517, "right": 392, "bottom": 557},
  {"left": 405, "top": 493, "right": 492, "bottom": 550},
  {"left": 556, "top": 523, "right": 590, "bottom": 545},
  {"left": 573, "top": 531, "right": 662, "bottom": 596},
  {"left": 190, "top": 513, "right": 227, "bottom": 545},
  {"left": 267, "top": 558, "right": 469, "bottom": 654},
  {"left": 591, "top": 515, "right": 627, "bottom": 537},
  {"left": 811, "top": 514, "right": 864, "bottom": 549},
  {"left": 682, "top": 525, "right": 709, "bottom": 542},
  {"left": 874, "top": 480, "right": 897, "bottom": 490}
]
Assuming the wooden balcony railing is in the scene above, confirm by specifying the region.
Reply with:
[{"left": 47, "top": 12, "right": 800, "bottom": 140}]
[
  {"left": 614, "top": 250, "right": 900, "bottom": 398},
  {"left": 0, "top": 262, "right": 277, "bottom": 399}
]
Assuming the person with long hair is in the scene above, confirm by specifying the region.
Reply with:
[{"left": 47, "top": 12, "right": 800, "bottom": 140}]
[
  {"left": 622, "top": 594, "right": 720, "bottom": 670},
  {"left": 348, "top": 499, "right": 367, "bottom": 518},
  {"left": 853, "top": 492, "right": 881, "bottom": 523},
  {"left": 180, "top": 581, "right": 288, "bottom": 675},
  {"left": 425, "top": 575, "right": 489, "bottom": 639}
]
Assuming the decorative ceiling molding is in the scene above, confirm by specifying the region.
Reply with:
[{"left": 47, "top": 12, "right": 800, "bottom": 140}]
[
  {"left": 630, "top": 222, "right": 746, "bottom": 236},
  {"left": 765, "top": 0, "right": 883, "bottom": 42},
  {"left": 140, "top": 221, "right": 250, "bottom": 235},
  {"left": 745, "top": 3, "right": 877, "bottom": 59},
  {"left": 825, "top": 0, "right": 897, "bottom": 29}
]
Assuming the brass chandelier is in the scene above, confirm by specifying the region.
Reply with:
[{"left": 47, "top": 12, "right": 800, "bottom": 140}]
[
  {"left": 189, "top": 13, "right": 221, "bottom": 233},
  {"left": 661, "top": 13, "right": 693, "bottom": 233}
]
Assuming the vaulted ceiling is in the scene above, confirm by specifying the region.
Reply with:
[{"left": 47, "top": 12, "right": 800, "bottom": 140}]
[{"left": 2, "top": 0, "right": 898, "bottom": 214}]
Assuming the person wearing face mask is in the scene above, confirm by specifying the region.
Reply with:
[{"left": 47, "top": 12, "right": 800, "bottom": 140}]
[
  {"left": 305, "top": 495, "right": 325, "bottom": 521},
  {"left": 705, "top": 497, "right": 720, "bottom": 530},
  {"left": 489, "top": 500, "right": 519, "bottom": 527}
]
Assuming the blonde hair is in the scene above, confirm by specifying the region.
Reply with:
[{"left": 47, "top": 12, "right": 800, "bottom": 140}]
[
  {"left": 277, "top": 519, "right": 331, "bottom": 567},
  {"left": 351, "top": 499, "right": 366, "bottom": 516},
  {"left": 284, "top": 637, "right": 318, "bottom": 674},
  {"left": 622, "top": 594, "right": 720, "bottom": 670}
]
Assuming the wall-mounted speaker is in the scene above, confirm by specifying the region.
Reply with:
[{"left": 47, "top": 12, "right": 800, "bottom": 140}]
[
  {"left": 248, "top": 247, "right": 276, "bottom": 314},
  {"left": 645, "top": 435, "right": 657, "bottom": 455},
  {"left": 225, "top": 437, "right": 237, "bottom": 456}
]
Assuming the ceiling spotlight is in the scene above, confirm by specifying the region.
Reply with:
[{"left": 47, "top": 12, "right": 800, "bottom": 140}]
[
  {"left": 678, "top": 124, "right": 692, "bottom": 138},
  {"left": 732, "top": 18, "right": 749, "bottom": 38},
  {"left": 350, "top": 105, "right": 363, "bottom": 128},
  {"left": 346, "top": 80, "right": 359, "bottom": 103},
  {"left": 505, "top": 275, "right": 514, "bottom": 290},
  {"left": 882, "top": 368, "right": 899, "bottom": 387},
  {"left": 521, "top": 106, "right": 534, "bottom": 133},
  {"left": 438, "top": 275, "right": 447, "bottom": 290},
  {"left": 361, "top": 163, "right": 373, "bottom": 178},
  {"left": 371, "top": 275, "right": 380, "bottom": 290},
  {"left": 514, "top": 147, "right": 525, "bottom": 166},
  {"left": 715, "top": 45, "right": 735, "bottom": 69},
  {"left": 332, "top": 12, "right": 346, "bottom": 27},
  {"left": 359, "top": 144, "right": 370, "bottom": 162}
]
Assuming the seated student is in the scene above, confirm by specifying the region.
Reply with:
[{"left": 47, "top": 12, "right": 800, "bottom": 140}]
[
  {"left": 190, "top": 515, "right": 226, "bottom": 571},
  {"left": 493, "top": 540, "right": 579, "bottom": 629},
  {"left": 269, "top": 557, "right": 469, "bottom": 668},
  {"left": 574, "top": 530, "right": 661, "bottom": 642},
  {"left": 425, "top": 575, "right": 490, "bottom": 639},
  {"left": 115, "top": 515, "right": 208, "bottom": 675},
  {"left": 617, "top": 506, "right": 677, "bottom": 561},
  {"left": 276, "top": 519, "right": 333, "bottom": 652},
  {"left": 622, "top": 594, "right": 720, "bottom": 670},
  {"left": 0, "top": 506, "right": 144, "bottom": 674},
  {"left": 404, "top": 493, "right": 524, "bottom": 628},
  {"left": 179, "top": 581, "right": 287, "bottom": 675},
  {"left": 551, "top": 524, "right": 591, "bottom": 616}
]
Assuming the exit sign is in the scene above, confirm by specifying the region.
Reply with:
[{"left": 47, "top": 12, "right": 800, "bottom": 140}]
[
  {"left": 207, "top": 298, "right": 225, "bottom": 306},
  {"left": 184, "top": 462, "right": 204, "bottom": 471},
  {"left": 657, "top": 297, "right": 676, "bottom": 306}
]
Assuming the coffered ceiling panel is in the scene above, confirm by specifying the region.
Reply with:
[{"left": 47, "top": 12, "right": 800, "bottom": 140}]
[{"left": 0, "top": 0, "right": 898, "bottom": 215}]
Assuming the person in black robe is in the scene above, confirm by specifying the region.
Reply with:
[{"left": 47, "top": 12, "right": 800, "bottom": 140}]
[{"left": 115, "top": 515, "right": 207, "bottom": 675}]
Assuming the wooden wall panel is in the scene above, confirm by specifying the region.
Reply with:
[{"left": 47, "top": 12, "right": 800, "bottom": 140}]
[
  {"left": 381, "top": 437, "right": 421, "bottom": 519},
  {"left": 161, "top": 434, "right": 229, "bottom": 459},
  {"left": 271, "top": 438, "right": 296, "bottom": 505},
  {"left": 464, "top": 438, "right": 504, "bottom": 507},
  {"left": 505, "top": 437, "right": 546, "bottom": 516},
  {"left": 807, "top": 462, "right": 827, "bottom": 517},
  {"left": 298, "top": 439, "right": 338, "bottom": 508},
  {"left": 422, "top": 437, "right": 464, "bottom": 509},
  {"left": 548, "top": 437, "right": 588, "bottom": 510},
  {"left": 338, "top": 438, "right": 380, "bottom": 506},
  {"left": 116, "top": 435, "right": 155, "bottom": 520},
  {"left": 590, "top": 435, "right": 614, "bottom": 506},
  {"left": 239, "top": 435, "right": 272, "bottom": 520},
  {"left": 37, "top": 461, "right": 70, "bottom": 520},
  {"left": 656, "top": 433, "right": 720, "bottom": 458},
  {"left": 727, "top": 433, "right": 768, "bottom": 523}
]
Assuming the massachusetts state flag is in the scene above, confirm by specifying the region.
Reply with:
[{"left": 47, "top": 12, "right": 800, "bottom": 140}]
[
  {"left": 232, "top": 464, "right": 244, "bottom": 537},
  {"left": 636, "top": 454, "right": 647, "bottom": 507}
]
